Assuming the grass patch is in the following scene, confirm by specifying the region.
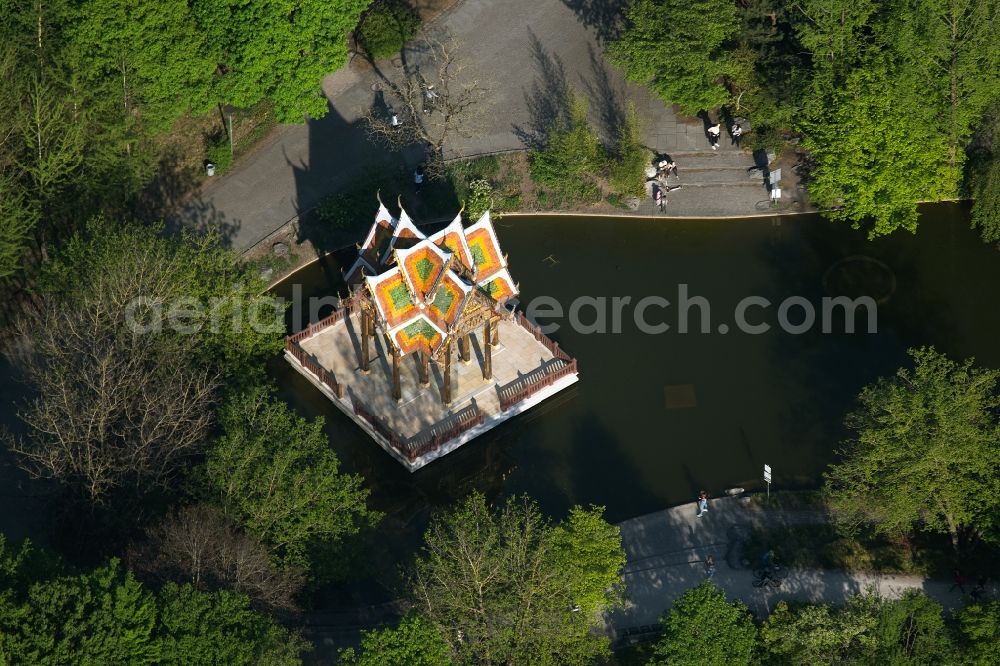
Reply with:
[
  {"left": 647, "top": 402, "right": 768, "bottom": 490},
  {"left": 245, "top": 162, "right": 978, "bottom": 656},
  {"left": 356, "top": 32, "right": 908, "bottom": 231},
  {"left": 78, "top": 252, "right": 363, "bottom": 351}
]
[
  {"left": 357, "top": 0, "right": 421, "bottom": 59},
  {"left": 232, "top": 101, "right": 276, "bottom": 159}
]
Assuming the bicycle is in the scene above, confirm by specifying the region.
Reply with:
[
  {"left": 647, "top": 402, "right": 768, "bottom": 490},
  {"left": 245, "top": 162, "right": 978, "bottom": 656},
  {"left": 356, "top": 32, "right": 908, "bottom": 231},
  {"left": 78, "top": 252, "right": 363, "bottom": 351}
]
[
  {"left": 752, "top": 564, "right": 784, "bottom": 588},
  {"left": 754, "top": 197, "right": 801, "bottom": 212}
]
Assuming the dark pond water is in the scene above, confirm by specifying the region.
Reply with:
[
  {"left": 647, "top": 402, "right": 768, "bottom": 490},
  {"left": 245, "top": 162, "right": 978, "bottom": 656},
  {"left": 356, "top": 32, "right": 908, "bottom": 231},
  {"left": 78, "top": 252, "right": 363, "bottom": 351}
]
[
  {"left": 2, "top": 204, "right": 997, "bottom": 553},
  {"left": 271, "top": 203, "right": 1000, "bottom": 533}
]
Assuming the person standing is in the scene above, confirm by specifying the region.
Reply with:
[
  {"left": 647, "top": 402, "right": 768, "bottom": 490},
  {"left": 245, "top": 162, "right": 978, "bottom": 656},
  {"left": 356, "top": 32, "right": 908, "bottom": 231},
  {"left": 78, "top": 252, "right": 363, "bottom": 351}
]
[
  {"left": 705, "top": 555, "right": 716, "bottom": 578},
  {"left": 707, "top": 123, "right": 721, "bottom": 150},
  {"left": 731, "top": 123, "right": 743, "bottom": 147},
  {"left": 697, "top": 490, "right": 709, "bottom": 517},
  {"left": 414, "top": 165, "right": 425, "bottom": 194}
]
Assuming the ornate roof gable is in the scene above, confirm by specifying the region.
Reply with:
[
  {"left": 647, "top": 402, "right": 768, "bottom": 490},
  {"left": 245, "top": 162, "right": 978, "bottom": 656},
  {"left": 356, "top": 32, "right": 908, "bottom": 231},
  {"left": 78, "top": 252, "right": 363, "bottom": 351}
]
[
  {"left": 464, "top": 211, "right": 507, "bottom": 280},
  {"left": 394, "top": 241, "right": 452, "bottom": 304},
  {"left": 428, "top": 213, "right": 474, "bottom": 273}
]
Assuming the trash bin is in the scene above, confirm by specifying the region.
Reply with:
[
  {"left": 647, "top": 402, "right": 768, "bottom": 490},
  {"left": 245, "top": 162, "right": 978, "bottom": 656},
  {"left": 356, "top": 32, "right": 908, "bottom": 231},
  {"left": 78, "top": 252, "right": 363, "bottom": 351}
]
[{"left": 206, "top": 163, "right": 216, "bottom": 177}]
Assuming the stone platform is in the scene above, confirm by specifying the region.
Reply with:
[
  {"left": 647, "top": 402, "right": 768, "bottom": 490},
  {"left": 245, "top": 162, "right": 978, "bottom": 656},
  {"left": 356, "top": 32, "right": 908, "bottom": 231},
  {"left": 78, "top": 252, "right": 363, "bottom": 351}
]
[{"left": 286, "top": 310, "right": 578, "bottom": 470}]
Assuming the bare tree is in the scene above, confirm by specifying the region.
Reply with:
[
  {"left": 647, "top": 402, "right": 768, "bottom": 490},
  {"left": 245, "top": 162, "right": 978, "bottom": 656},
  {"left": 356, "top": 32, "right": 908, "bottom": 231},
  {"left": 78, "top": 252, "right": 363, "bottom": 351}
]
[
  {"left": 4, "top": 277, "right": 218, "bottom": 504},
  {"left": 363, "top": 36, "right": 491, "bottom": 177},
  {"left": 131, "top": 503, "right": 305, "bottom": 611}
]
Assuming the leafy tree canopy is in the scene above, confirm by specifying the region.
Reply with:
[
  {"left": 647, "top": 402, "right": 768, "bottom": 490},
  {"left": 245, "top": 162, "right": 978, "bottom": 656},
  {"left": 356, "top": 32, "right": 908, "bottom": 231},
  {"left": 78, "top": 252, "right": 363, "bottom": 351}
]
[
  {"left": 801, "top": 62, "right": 952, "bottom": 237},
  {"left": 192, "top": 0, "right": 372, "bottom": 122},
  {"left": 649, "top": 581, "right": 757, "bottom": 666},
  {"left": 157, "top": 582, "right": 306, "bottom": 665},
  {"left": 0, "top": 559, "right": 159, "bottom": 665},
  {"left": 37, "top": 217, "right": 284, "bottom": 386},
  {"left": 205, "top": 386, "right": 379, "bottom": 581},
  {"left": 955, "top": 601, "right": 1000, "bottom": 665},
  {"left": 338, "top": 613, "right": 452, "bottom": 666},
  {"left": 762, "top": 591, "right": 953, "bottom": 665},
  {"left": 410, "top": 493, "right": 625, "bottom": 665},
  {"left": 609, "top": 0, "right": 738, "bottom": 114},
  {"left": 971, "top": 158, "right": 1000, "bottom": 243},
  {"left": 825, "top": 346, "right": 1000, "bottom": 552}
]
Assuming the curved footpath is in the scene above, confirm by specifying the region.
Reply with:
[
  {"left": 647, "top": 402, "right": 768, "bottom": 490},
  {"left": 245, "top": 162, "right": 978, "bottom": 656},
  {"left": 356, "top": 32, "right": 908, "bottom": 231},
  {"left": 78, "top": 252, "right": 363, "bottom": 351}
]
[
  {"left": 606, "top": 496, "right": 990, "bottom": 643},
  {"left": 174, "top": 0, "right": 776, "bottom": 251}
]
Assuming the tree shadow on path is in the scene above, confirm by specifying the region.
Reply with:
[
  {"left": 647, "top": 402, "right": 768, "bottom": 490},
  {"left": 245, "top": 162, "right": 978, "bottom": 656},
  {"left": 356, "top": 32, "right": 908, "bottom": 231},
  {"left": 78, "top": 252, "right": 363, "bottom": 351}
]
[
  {"left": 512, "top": 29, "right": 571, "bottom": 149},
  {"left": 558, "top": 0, "right": 629, "bottom": 43}
]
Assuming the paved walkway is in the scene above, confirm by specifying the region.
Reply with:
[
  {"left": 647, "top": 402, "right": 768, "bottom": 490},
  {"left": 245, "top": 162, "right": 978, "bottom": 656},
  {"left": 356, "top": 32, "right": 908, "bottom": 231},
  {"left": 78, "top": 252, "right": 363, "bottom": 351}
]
[
  {"left": 174, "top": 0, "right": 766, "bottom": 250},
  {"left": 605, "top": 496, "right": 987, "bottom": 642}
]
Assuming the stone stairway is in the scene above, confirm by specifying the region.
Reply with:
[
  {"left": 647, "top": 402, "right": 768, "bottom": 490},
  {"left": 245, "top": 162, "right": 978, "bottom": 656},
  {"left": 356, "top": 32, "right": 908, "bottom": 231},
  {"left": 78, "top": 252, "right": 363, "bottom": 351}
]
[{"left": 637, "top": 147, "right": 771, "bottom": 217}]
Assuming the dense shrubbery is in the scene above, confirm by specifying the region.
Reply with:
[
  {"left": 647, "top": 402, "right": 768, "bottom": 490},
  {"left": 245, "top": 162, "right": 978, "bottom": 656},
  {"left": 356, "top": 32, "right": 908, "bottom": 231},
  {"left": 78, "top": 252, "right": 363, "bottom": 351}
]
[
  {"left": 358, "top": 0, "right": 422, "bottom": 59},
  {"left": 529, "top": 90, "right": 649, "bottom": 206},
  {"left": 0, "top": 537, "right": 306, "bottom": 665},
  {"left": 648, "top": 583, "right": 1000, "bottom": 666}
]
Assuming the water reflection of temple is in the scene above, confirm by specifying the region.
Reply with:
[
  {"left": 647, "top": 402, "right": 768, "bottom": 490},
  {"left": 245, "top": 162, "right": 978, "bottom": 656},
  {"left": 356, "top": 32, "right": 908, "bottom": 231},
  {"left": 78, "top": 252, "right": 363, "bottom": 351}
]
[{"left": 284, "top": 201, "right": 579, "bottom": 470}]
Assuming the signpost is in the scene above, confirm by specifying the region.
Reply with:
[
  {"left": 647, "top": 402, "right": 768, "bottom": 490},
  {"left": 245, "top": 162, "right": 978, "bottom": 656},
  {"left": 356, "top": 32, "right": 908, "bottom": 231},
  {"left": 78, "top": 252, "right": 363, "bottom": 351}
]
[{"left": 763, "top": 464, "right": 772, "bottom": 499}]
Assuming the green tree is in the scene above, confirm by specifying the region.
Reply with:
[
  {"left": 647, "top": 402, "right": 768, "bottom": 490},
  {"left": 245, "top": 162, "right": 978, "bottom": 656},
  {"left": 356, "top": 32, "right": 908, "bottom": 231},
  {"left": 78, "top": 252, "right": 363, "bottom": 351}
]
[
  {"left": 762, "top": 592, "right": 953, "bottom": 665},
  {"left": 869, "top": 591, "right": 953, "bottom": 664},
  {"left": 338, "top": 613, "right": 452, "bottom": 666},
  {"left": 37, "top": 218, "right": 284, "bottom": 386},
  {"left": 649, "top": 582, "right": 757, "bottom": 666},
  {"left": 205, "top": 387, "right": 378, "bottom": 581},
  {"left": 763, "top": 597, "right": 878, "bottom": 664},
  {"left": 0, "top": 560, "right": 159, "bottom": 665},
  {"left": 971, "top": 158, "right": 1000, "bottom": 243},
  {"left": 793, "top": 0, "right": 876, "bottom": 75},
  {"left": 608, "top": 103, "right": 649, "bottom": 198},
  {"left": 883, "top": 0, "right": 1000, "bottom": 176},
  {"left": 801, "top": 62, "right": 952, "bottom": 236},
  {"left": 955, "top": 601, "right": 1000, "bottom": 665},
  {"left": 824, "top": 347, "right": 1000, "bottom": 552},
  {"left": 529, "top": 89, "right": 605, "bottom": 199},
  {"left": 192, "top": 0, "right": 371, "bottom": 122},
  {"left": 610, "top": 0, "right": 739, "bottom": 114},
  {"left": 156, "top": 582, "right": 305, "bottom": 665},
  {"left": 0, "top": 178, "right": 36, "bottom": 281},
  {"left": 409, "top": 493, "right": 625, "bottom": 665},
  {"left": 67, "top": 0, "right": 215, "bottom": 139}
]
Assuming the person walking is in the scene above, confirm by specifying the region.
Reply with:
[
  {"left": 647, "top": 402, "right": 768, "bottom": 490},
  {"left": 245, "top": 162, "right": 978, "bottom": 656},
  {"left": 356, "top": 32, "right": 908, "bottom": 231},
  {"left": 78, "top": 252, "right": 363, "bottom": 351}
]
[
  {"left": 950, "top": 569, "right": 967, "bottom": 593},
  {"left": 705, "top": 555, "right": 716, "bottom": 578},
  {"left": 697, "top": 490, "right": 709, "bottom": 517},
  {"left": 414, "top": 165, "right": 425, "bottom": 194},
  {"left": 707, "top": 122, "right": 721, "bottom": 150}
]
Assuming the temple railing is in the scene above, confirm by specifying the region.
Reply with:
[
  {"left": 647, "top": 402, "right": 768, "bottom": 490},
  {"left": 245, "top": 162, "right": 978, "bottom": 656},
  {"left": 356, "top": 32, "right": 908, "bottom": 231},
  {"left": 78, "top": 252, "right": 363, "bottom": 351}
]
[
  {"left": 287, "top": 294, "right": 362, "bottom": 344},
  {"left": 513, "top": 311, "right": 573, "bottom": 361},
  {"left": 285, "top": 342, "right": 345, "bottom": 399},
  {"left": 283, "top": 294, "right": 365, "bottom": 398},
  {"left": 353, "top": 400, "right": 485, "bottom": 462},
  {"left": 497, "top": 311, "right": 579, "bottom": 411}
]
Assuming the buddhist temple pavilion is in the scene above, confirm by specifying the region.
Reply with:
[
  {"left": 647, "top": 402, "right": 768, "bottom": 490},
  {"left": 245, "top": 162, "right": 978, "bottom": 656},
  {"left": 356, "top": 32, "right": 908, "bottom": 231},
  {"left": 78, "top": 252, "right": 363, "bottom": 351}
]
[{"left": 284, "top": 202, "right": 579, "bottom": 470}]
